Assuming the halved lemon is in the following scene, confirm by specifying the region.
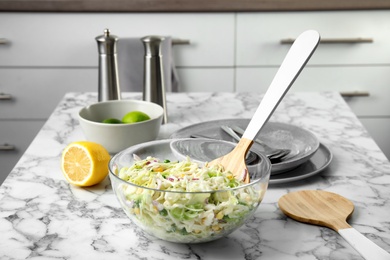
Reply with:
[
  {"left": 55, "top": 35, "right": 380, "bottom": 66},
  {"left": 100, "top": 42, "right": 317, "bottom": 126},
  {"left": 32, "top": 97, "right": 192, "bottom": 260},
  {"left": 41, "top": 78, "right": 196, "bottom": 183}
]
[{"left": 61, "top": 141, "right": 111, "bottom": 186}]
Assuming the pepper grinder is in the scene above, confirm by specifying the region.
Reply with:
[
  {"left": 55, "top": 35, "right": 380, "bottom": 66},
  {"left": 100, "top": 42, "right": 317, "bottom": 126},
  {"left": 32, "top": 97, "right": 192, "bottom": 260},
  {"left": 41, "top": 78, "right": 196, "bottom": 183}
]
[
  {"left": 141, "top": 36, "right": 168, "bottom": 124},
  {"left": 95, "top": 29, "right": 121, "bottom": 102}
]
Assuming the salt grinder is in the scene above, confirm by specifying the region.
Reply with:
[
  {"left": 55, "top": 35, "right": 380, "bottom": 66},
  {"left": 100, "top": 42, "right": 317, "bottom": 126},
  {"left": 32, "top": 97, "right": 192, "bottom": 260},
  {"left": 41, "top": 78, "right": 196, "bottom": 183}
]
[
  {"left": 141, "top": 36, "right": 168, "bottom": 124},
  {"left": 95, "top": 29, "right": 121, "bottom": 102}
]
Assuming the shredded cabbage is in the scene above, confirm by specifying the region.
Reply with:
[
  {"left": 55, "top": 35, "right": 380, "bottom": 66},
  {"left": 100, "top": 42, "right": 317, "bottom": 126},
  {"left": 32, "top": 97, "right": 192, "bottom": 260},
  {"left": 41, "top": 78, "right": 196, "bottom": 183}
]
[{"left": 115, "top": 156, "right": 265, "bottom": 243}]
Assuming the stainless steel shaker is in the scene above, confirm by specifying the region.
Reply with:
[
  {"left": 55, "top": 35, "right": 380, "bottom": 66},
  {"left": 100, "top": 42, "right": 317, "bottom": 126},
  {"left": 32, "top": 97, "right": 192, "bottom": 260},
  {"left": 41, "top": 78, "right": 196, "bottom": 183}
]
[
  {"left": 95, "top": 29, "right": 121, "bottom": 102},
  {"left": 141, "top": 36, "right": 168, "bottom": 124}
]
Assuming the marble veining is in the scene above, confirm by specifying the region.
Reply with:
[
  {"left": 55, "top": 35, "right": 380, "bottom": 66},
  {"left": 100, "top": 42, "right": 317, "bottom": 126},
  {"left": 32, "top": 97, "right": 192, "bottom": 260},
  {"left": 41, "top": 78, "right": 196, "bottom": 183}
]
[{"left": 1, "top": 92, "right": 389, "bottom": 259}]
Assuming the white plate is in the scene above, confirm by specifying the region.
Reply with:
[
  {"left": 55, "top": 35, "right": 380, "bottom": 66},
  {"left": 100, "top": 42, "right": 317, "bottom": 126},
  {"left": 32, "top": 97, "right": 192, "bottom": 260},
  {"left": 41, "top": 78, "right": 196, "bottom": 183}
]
[
  {"left": 171, "top": 119, "right": 320, "bottom": 174},
  {"left": 269, "top": 143, "right": 332, "bottom": 184}
]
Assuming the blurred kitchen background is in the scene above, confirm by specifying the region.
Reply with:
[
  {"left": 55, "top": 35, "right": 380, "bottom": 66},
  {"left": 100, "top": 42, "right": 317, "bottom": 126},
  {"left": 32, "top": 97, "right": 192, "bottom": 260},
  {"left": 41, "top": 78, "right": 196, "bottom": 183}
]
[{"left": 1, "top": 0, "right": 390, "bottom": 181}]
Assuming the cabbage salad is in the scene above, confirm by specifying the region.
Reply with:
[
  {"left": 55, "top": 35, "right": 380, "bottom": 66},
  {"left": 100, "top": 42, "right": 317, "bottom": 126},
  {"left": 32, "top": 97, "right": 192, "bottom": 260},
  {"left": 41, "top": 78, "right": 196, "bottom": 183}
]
[{"left": 115, "top": 155, "right": 264, "bottom": 243}]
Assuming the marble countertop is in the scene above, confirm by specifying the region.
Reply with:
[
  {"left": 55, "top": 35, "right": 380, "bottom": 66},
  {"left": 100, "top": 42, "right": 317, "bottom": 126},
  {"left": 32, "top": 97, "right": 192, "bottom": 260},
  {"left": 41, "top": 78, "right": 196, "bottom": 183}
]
[{"left": 1, "top": 92, "right": 390, "bottom": 259}]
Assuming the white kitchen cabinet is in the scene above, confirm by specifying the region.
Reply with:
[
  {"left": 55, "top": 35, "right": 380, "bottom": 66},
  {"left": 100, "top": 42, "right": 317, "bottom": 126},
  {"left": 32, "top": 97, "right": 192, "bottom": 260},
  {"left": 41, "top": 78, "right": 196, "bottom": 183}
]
[
  {"left": 236, "top": 11, "right": 390, "bottom": 160},
  {"left": 0, "top": 68, "right": 97, "bottom": 119},
  {"left": 0, "top": 65, "right": 232, "bottom": 177},
  {"left": 0, "top": 120, "right": 43, "bottom": 185},
  {"left": 0, "top": 67, "right": 233, "bottom": 120},
  {"left": 236, "top": 66, "right": 390, "bottom": 117},
  {"left": 1, "top": 11, "right": 389, "bottom": 180},
  {"left": 360, "top": 118, "right": 390, "bottom": 160},
  {"left": 237, "top": 66, "right": 390, "bottom": 159},
  {"left": 236, "top": 11, "right": 390, "bottom": 66},
  {"left": 0, "top": 13, "right": 235, "bottom": 67},
  {"left": 177, "top": 68, "right": 234, "bottom": 92},
  {"left": 0, "top": 12, "right": 236, "bottom": 177}
]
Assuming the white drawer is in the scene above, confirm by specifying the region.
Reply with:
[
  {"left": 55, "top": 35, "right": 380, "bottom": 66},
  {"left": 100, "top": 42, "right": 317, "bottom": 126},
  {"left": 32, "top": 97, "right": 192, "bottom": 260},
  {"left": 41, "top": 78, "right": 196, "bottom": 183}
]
[
  {"left": 0, "top": 13, "right": 234, "bottom": 67},
  {"left": 236, "top": 11, "right": 390, "bottom": 66},
  {"left": 0, "top": 120, "right": 44, "bottom": 184},
  {"left": 0, "top": 68, "right": 97, "bottom": 119},
  {"left": 359, "top": 118, "right": 390, "bottom": 161},
  {"left": 177, "top": 68, "right": 234, "bottom": 92},
  {"left": 0, "top": 67, "right": 234, "bottom": 120},
  {"left": 235, "top": 66, "right": 390, "bottom": 117}
]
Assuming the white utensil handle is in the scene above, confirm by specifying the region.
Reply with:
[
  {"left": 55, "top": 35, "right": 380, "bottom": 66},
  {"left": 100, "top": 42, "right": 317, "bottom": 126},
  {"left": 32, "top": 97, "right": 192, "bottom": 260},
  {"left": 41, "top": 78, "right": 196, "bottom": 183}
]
[
  {"left": 243, "top": 30, "right": 320, "bottom": 141},
  {"left": 339, "top": 228, "right": 390, "bottom": 260}
]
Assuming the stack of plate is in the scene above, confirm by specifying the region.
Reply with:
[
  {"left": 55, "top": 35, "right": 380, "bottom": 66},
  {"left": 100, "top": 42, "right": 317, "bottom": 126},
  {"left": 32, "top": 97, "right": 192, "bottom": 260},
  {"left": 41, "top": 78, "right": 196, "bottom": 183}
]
[{"left": 170, "top": 119, "right": 332, "bottom": 184}]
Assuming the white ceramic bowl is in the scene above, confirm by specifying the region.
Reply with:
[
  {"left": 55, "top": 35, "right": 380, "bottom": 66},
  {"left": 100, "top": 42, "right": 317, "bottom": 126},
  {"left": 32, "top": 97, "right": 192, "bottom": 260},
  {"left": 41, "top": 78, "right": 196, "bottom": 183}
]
[{"left": 78, "top": 100, "right": 163, "bottom": 153}]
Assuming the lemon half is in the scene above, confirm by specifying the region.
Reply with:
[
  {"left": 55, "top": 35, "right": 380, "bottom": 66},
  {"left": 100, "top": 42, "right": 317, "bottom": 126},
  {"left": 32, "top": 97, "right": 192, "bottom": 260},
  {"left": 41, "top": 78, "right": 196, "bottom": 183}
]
[{"left": 61, "top": 141, "right": 111, "bottom": 186}]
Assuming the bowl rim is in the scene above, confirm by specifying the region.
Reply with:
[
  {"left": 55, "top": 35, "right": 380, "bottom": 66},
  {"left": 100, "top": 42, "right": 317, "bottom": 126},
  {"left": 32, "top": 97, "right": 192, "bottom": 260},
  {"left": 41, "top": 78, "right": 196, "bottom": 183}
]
[
  {"left": 78, "top": 99, "right": 164, "bottom": 126},
  {"left": 108, "top": 138, "right": 271, "bottom": 194}
]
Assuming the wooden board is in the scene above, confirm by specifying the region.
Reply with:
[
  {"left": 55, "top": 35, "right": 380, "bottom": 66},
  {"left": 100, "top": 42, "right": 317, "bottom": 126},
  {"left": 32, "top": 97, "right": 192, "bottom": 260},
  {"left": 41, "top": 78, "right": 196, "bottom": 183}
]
[{"left": 278, "top": 190, "right": 354, "bottom": 231}]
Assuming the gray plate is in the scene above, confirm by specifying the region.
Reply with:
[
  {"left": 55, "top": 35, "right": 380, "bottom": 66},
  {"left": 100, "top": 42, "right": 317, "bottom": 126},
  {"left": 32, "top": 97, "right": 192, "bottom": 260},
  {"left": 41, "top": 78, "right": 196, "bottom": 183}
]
[
  {"left": 170, "top": 119, "right": 320, "bottom": 174},
  {"left": 269, "top": 143, "right": 332, "bottom": 184}
]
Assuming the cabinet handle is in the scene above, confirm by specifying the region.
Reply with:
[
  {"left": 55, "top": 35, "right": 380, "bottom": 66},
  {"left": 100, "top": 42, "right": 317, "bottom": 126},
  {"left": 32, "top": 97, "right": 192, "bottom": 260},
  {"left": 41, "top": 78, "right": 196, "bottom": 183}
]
[
  {"left": 172, "top": 38, "right": 190, "bottom": 45},
  {"left": 0, "top": 93, "right": 12, "bottom": 100},
  {"left": 281, "top": 38, "right": 373, "bottom": 44},
  {"left": 0, "top": 38, "right": 9, "bottom": 45},
  {"left": 340, "top": 91, "right": 370, "bottom": 97},
  {"left": 0, "top": 143, "right": 15, "bottom": 151}
]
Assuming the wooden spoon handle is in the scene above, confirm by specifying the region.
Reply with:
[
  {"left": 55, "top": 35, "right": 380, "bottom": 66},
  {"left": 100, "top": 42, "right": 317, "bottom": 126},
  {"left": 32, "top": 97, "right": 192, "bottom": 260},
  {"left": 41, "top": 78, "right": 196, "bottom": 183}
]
[
  {"left": 338, "top": 228, "right": 390, "bottom": 260},
  {"left": 209, "top": 138, "right": 253, "bottom": 182},
  {"left": 243, "top": 30, "right": 320, "bottom": 141}
]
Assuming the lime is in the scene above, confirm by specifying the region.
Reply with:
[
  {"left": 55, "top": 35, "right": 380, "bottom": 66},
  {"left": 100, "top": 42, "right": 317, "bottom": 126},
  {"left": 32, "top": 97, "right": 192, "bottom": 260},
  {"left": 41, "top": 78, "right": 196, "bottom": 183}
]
[
  {"left": 122, "top": 111, "right": 151, "bottom": 124},
  {"left": 102, "top": 118, "right": 122, "bottom": 124}
]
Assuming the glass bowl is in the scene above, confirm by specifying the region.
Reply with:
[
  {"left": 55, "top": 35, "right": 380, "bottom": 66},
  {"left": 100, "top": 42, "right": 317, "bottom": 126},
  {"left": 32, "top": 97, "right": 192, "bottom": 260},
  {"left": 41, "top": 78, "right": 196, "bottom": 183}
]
[{"left": 109, "top": 138, "right": 271, "bottom": 243}]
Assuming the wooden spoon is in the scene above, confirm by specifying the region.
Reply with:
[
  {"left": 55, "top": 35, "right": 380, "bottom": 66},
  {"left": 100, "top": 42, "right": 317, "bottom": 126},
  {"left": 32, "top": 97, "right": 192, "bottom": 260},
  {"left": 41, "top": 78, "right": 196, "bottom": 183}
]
[
  {"left": 278, "top": 190, "right": 390, "bottom": 260},
  {"left": 207, "top": 30, "right": 320, "bottom": 183}
]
